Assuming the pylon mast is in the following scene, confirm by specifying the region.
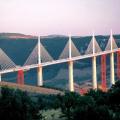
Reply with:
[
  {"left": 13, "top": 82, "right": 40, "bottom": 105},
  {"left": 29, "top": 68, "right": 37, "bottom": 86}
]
[
  {"left": 68, "top": 35, "right": 74, "bottom": 91},
  {"left": 92, "top": 32, "right": 97, "bottom": 89},
  {"left": 110, "top": 30, "right": 115, "bottom": 85},
  {"left": 37, "top": 36, "right": 43, "bottom": 86},
  {"left": 38, "top": 36, "right": 41, "bottom": 64}
]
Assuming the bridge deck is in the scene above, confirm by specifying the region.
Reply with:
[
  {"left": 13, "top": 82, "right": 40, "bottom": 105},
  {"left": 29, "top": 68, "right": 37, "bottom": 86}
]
[{"left": 0, "top": 82, "right": 63, "bottom": 95}]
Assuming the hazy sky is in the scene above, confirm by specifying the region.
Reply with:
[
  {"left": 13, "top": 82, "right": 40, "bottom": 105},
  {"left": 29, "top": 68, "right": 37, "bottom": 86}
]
[{"left": 0, "top": 0, "right": 120, "bottom": 36}]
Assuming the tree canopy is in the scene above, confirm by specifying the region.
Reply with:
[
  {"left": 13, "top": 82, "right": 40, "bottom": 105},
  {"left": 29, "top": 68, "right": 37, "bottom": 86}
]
[{"left": 0, "top": 80, "right": 120, "bottom": 120}]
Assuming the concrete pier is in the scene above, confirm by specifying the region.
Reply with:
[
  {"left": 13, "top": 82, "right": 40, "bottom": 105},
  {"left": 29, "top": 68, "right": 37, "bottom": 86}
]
[
  {"left": 68, "top": 61, "right": 74, "bottom": 92},
  {"left": 37, "top": 66, "right": 43, "bottom": 86},
  {"left": 92, "top": 56, "right": 97, "bottom": 89},
  {"left": 110, "top": 52, "right": 115, "bottom": 85}
]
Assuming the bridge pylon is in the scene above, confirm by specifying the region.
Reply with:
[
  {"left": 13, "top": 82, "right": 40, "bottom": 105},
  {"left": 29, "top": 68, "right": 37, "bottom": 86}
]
[
  {"left": 92, "top": 56, "right": 97, "bottom": 89},
  {"left": 117, "top": 51, "right": 120, "bottom": 79},
  {"left": 68, "top": 35, "right": 74, "bottom": 92},
  {"left": 17, "top": 69, "right": 24, "bottom": 85},
  {"left": 110, "top": 30, "right": 115, "bottom": 85},
  {"left": 101, "top": 54, "right": 107, "bottom": 91},
  {"left": 37, "top": 36, "right": 43, "bottom": 86},
  {"left": 68, "top": 60, "right": 74, "bottom": 92},
  {"left": 37, "top": 65, "right": 43, "bottom": 86},
  {"left": 92, "top": 32, "right": 97, "bottom": 89},
  {"left": 110, "top": 52, "right": 115, "bottom": 85}
]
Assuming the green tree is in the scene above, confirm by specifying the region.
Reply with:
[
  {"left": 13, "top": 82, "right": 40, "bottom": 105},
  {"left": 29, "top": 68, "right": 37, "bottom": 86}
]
[
  {"left": 86, "top": 89, "right": 108, "bottom": 105},
  {"left": 0, "top": 86, "right": 42, "bottom": 120},
  {"left": 57, "top": 91, "right": 114, "bottom": 120},
  {"left": 56, "top": 92, "right": 81, "bottom": 120}
]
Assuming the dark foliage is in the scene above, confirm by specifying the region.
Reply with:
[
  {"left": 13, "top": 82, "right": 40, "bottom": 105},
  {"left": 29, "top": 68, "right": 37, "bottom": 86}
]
[
  {"left": 0, "top": 87, "right": 42, "bottom": 120},
  {"left": 56, "top": 81, "right": 120, "bottom": 120},
  {"left": 1, "top": 81, "right": 120, "bottom": 120},
  {"left": 37, "top": 94, "right": 59, "bottom": 110}
]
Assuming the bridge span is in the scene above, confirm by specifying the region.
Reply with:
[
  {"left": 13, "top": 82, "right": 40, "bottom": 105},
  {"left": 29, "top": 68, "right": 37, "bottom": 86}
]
[{"left": 0, "top": 31, "right": 120, "bottom": 92}]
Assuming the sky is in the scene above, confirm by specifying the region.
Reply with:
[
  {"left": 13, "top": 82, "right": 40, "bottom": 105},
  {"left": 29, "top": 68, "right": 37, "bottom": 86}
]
[{"left": 0, "top": 0, "right": 120, "bottom": 36}]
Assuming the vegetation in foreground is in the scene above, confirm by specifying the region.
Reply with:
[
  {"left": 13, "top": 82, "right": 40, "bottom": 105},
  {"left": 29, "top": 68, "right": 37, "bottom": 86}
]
[{"left": 0, "top": 81, "right": 120, "bottom": 120}]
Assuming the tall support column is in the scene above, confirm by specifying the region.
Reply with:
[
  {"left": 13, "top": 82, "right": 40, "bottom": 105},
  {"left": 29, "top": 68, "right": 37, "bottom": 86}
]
[
  {"left": 37, "top": 36, "right": 43, "bottom": 86},
  {"left": 92, "top": 56, "right": 97, "bottom": 89},
  {"left": 37, "top": 66, "right": 43, "bottom": 86},
  {"left": 101, "top": 54, "right": 107, "bottom": 91},
  {"left": 0, "top": 74, "right": 1, "bottom": 82},
  {"left": 110, "top": 30, "right": 115, "bottom": 85},
  {"left": 117, "top": 51, "right": 120, "bottom": 79},
  {"left": 17, "top": 70, "right": 24, "bottom": 85},
  {"left": 68, "top": 61, "right": 74, "bottom": 92},
  {"left": 92, "top": 32, "right": 97, "bottom": 89},
  {"left": 38, "top": 36, "right": 41, "bottom": 65},
  {"left": 110, "top": 52, "right": 115, "bottom": 85},
  {"left": 68, "top": 35, "right": 74, "bottom": 92}
]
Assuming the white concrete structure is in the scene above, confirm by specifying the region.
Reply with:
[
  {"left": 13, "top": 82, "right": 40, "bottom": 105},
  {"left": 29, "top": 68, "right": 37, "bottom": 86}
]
[
  {"left": 37, "top": 66, "right": 43, "bottom": 86},
  {"left": 68, "top": 61, "right": 74, "bottom": 91},
  {"left": 37, "top": 36, "right": 43, "bottom": 86},
  {"left": 92, "top": 56, "right": 97, "bottom": 89},
  {"left": 110, "top": 52, "right": 115, "bottom": 85},
  {"left": 92, "top": 33, "right": 97, "bottom": 89},
  {"left": 110, "top": 30, "right": 115, "bottom": 85},
  {"left": 68, "top": 36, "right": 74, "bottom": 91}
]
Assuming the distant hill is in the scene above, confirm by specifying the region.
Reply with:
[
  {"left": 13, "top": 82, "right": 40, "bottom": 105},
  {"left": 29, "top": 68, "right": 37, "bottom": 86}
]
[
  {"left": 0, "top": 33, "right": 36, "bottom": 39},
  {"left": 0, "top": 32, "right": 120, "bottom": 40},
  {"left": 0, "top": 33, "right": 68, "bottom": 40}
]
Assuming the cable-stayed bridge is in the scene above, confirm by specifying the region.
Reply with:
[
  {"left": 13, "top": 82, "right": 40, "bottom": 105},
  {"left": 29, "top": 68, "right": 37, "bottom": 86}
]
[{"left": 0, "top": 31, "right": 120, "bottom": 92}]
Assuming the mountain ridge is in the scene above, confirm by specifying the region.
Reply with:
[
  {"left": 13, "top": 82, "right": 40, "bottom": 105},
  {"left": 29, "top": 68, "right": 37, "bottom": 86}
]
[
  {"left": 0, "top": 32, "right": 120, "bottom": 39},
  {"left": 0, "top": 33, "right": 36, "bottom": 39}
]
